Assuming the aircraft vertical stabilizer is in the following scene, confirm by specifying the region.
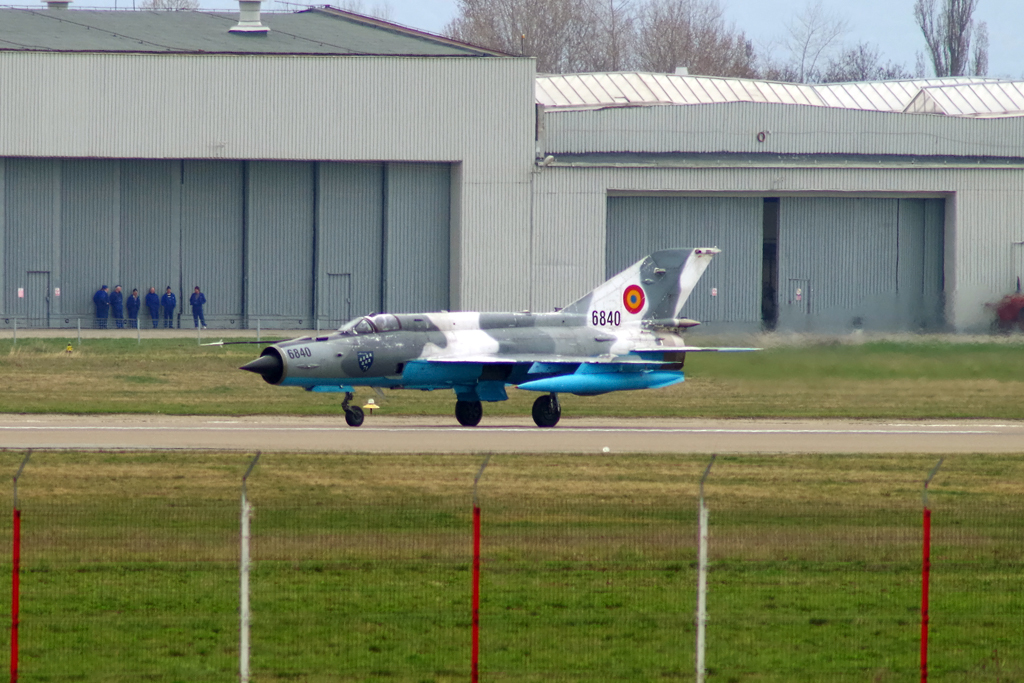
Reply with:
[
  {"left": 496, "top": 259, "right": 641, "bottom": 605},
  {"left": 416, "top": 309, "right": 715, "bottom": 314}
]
[{"left": 562, "top": 248, "right": 720, "bottom": 323}]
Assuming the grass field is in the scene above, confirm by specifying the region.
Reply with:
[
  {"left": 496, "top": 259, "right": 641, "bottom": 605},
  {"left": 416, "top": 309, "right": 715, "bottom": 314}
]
[
  {"left": 3, "top": 336, "right": 1024, "bottom": 418},
  {"left": 2, "top": 449, "right": 1021, "bottom": 682}
]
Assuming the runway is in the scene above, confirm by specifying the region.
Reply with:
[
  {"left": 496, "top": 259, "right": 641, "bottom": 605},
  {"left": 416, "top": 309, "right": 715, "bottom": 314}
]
[{"left": 0, "top": 414, "right": 1021, "bottom": 454}]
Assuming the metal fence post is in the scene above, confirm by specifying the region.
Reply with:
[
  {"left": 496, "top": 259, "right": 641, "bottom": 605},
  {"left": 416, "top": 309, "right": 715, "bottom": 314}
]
[
  {"left": 696, "top": 454, "right": 716, "bottom": 683},
  {"left": 240, "top": 452, "right": 261, "bottom": 683}
]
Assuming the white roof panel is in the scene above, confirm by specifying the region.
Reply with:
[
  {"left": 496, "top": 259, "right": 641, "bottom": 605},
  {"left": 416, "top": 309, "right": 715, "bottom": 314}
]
[
  {"left": 899, "top": 81, "right": 1024, "bottom": 117},
  {"left": 535, "top": 72, "right": 1022, "bottom": 118}
]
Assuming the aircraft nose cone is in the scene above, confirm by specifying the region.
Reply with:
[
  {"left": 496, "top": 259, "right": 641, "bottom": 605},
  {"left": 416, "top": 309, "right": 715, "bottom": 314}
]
[{"left": 240, "top": 354, "right": 283, "bottom": 383}]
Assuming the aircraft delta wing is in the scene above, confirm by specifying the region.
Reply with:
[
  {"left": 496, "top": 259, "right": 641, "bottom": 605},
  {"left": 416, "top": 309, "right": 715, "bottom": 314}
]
[{"left": 240, "top": 248, "right": 757, "bottom": 427}]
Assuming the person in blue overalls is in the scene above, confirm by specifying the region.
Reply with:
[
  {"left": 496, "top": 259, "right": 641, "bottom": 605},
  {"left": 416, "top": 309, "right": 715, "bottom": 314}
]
[
  {"left": 110, "top": 285, "right": 125, "bottom": 329},
  {"left": 161, "top": 287, "right": 177, "bottom": 329},
  {"left": 190, "top": 286, "right": 207, "bottom": 329},
  {"left": 145, "top": 287, "right": 160, "bottom": 328},
  {"left": 126, "top": 289, "right": 141, "bottom": 329},
  {"left": 92, "top": 285, "right": 109, "bottom": 329}
]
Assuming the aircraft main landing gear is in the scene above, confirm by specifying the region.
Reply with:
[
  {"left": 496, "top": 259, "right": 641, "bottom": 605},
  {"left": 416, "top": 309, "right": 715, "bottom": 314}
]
[
  {"left": 455, "top": 400, "right": 483, "bottom": 426},
  {"left": 342, "top": 392, "right": 364, "bottom": 427},
  {"left": 532, "top": 393, "right": 561, "bottom": 427}
]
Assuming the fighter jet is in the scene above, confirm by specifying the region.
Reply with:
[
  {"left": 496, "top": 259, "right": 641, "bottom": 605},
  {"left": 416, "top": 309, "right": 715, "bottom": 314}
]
[{"left": 240, "top": 248, "right": 755, "bottom": 427}]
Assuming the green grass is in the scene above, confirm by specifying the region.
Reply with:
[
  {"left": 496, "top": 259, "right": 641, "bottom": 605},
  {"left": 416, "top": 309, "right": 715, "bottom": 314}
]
[
  {"left": 0, "top": 450, "right": 1021, "bottom": 681},
  {"left": 3, "top": 337, "right": 1024, "bottom": 418}
]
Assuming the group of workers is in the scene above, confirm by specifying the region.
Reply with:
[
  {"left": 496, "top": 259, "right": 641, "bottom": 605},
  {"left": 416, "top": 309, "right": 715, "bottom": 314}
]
[{"left": 92, "top": 285, "right": 206, "bottom": 329}]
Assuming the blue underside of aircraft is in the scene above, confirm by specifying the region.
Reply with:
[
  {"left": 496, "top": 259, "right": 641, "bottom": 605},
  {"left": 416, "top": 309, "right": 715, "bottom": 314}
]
[{"left": 285, "top": 363, "right": 686, "bottom": 400}]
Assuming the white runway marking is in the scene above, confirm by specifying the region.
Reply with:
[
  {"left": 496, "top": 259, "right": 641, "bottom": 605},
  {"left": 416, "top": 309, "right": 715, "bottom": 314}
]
[{"left": 0, "top": 425, "right": 1007, "bottom": 435}]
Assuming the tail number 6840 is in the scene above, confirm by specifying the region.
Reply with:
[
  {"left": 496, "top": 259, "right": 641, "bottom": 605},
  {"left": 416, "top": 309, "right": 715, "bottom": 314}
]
[{"left": 592, "top": 310, "right": 622, "bottom": 326}]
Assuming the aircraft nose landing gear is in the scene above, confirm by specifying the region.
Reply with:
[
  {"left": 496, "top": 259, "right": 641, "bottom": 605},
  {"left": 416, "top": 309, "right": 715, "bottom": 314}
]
[
  {"left": 532, "top": 393, "right": 561, "bottom": 427},
  {"left": 455, "top": 400, "right": 483, "bottom": 427},
  {"left": 342, "top": 392, "right": 364, "bottom": 427}
]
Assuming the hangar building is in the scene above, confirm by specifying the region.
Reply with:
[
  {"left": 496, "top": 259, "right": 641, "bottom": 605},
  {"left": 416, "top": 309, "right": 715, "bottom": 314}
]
[
  {"left": 2, "top": 5, "right": 1024, "bottom": 333},
  {"left": 533, "top": 73, "right": 1024, "bottom": 333},
  {"left": 0, "top": 5, "right": 534, "bottom": 329}
]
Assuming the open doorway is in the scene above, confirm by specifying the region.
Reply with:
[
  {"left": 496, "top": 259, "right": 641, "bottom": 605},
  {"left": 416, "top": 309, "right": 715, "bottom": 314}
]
[{"left": 761, "top": 198, "right": 779, "bottom": 330}]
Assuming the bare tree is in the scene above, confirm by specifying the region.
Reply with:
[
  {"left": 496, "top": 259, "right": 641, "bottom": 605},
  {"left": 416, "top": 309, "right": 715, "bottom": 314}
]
[
  {"left": 783, "top": 0, "right": 848, "bottom": 82},
  {"left": 447, "top": 0, "right": 756, "bottom": 76},
  {"left": 140, "top": 0, "right": 198, "bottom": 9},
  {"left": 586, "top": 0, "right": 637, "bottom": 72},
  {"left": 633, "top": 0, "right": 756, "bottom": 77},
  {"left": 971, "top": 20, "right": 988, "bottom": 76},
  {"left": 913, "top": 0, "right": 987, "bottom": 76},
  {"left": 445, "top": 0, "right": 612, "bottom": 73},
  {"left": 819, "top": 42, "right": 913, "bottom": 82}
]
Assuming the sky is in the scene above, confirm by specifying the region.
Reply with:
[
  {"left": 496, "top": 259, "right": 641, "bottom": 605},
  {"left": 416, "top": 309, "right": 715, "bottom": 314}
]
[{"left": 24, "top": 0, "right": 1024, "bottom": 79}]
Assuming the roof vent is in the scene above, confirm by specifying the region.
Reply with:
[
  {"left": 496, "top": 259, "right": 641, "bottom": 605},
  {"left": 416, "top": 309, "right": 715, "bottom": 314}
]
[
  {"left": 42, "top": 0, "right": 71, "bottom": 8},
  {"left": 230, "top": 0, "right": 269, "bottom": 34},
  {"left": 674, "top": 66, "right": 689, "bottom": 75}
]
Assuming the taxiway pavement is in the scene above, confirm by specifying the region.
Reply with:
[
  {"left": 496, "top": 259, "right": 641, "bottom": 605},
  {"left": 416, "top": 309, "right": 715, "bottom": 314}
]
[{"left": 0, "top": 415, "right": 1020, "bottom": 454}]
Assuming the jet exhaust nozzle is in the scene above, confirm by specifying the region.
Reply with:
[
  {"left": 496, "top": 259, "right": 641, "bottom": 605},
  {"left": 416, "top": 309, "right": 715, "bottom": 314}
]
[{"left": 240, "top": 351, "right": 284, "bottom": 384}]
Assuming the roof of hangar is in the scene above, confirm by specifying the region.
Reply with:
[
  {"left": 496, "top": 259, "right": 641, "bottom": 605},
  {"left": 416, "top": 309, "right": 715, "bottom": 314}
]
[
  {"left": 536, "top": 72, "right": 1024, "bottom": 118},
  {"left": 0, "top": 6, "right": 505, "bottom": 57}
]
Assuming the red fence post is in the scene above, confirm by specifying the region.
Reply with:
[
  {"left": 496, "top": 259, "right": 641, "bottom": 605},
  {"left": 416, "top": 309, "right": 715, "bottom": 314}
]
[
  {"left": 472, "top": 505, "right": 481, "bottom": 683},
  {"left": 11, "top": 450, "right": 31, "bottom": 683},
  {"left": 471, "top": 455, "right": 490, "bottom": 683},
  {"left": 921, "top": 507, "right": 931, "bottom": 683},
  {"left": 921, "top": 459, "right": 943, "bottom": 683},
  {"left": 11, "top": 508, "right": 20, "bottom": 683}
]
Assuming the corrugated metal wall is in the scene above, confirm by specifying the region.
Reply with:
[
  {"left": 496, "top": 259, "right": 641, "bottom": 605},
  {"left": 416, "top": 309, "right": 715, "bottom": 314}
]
[
  {"left": 777, "top": 197, "right": 944, "bottom": 332},
  {"left": 318, "top": 162, "right": 384, "bottom": 327},
  {"left": 1, "top": 158, "right": 455, "bottom": 328},
  {"left": 3, "top": 158, "right": 58, "bottom": 324},
  {"left": 121, "top": 160, "right": 180, "bottom": 323},
  {"left": 530, "top": 163, "right": 1024, "bottom": 331},
  {"left": 385, "top": 163, "right": 451, "bottom": 313},
  {"left": 605, "top": 196, "right": 762, "bottom": 325},
  {"left": 542, "top": 104, "right": 1024, "bottom": 158},
  {"left": 0, "top": 53, "right": 536, "bottom": 315},
  {"left": 247, "top": 161, "right": 315, "bottom": 327},
  {"left": 0, "top": 159, "right": 5, "bottom": 318},
  {"left": 181, "top": 160, "right": 244, "bottom": 327},
  {"left": 61, "top": 159, "right": 119, "bottom": 325}
]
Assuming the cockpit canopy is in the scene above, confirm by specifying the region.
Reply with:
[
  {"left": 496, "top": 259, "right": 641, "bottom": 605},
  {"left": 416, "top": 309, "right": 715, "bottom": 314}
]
[{"left": 338, "top": 313, "right": 401, "bottom": 335}]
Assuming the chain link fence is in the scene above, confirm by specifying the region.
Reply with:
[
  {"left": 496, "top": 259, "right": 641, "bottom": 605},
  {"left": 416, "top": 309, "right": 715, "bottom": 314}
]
[{"left": 1, "top": 451, "right": 1021, "bottom": 681}]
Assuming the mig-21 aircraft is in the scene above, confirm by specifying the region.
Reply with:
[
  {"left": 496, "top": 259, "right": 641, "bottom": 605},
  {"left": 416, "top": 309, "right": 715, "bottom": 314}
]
[{"left": 240, "top": 247, "right": 755, "bottom": 427}]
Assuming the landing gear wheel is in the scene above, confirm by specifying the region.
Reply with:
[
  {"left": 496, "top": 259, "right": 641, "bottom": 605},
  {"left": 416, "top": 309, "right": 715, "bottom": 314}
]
[
  {"left": 455, "top": 400, "right": 483, "bottom": 427},
  {"left": 532, "top": 393, "right": 561, "bottom": 428},
  {"left": 344, "top": 405, "right": 365, "bottom": 427},
  {"left": 341, "top": 392, "right": 364, "bottom": 427}
]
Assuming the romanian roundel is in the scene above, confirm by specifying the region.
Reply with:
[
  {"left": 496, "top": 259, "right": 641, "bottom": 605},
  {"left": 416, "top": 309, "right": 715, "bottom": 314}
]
[{"left": 623, "top": 284, "right": 646, "bottom": 314}]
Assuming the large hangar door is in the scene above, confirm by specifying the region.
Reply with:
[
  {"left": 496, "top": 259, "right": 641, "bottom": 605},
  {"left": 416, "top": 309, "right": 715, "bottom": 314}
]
[
  {"left": 61, "top": 160, "right": 120, "bottom": 325},
  {"left": 247, "top": 162, "right": 315, "bottom": 327},
  {"left": 122, "top": 161, "right": 180, "bottom": 323},
  {"left": 318, "top": 163, "right": 384, "bottom": 327},
  {"left": 777, "top": 197, "right": 944, "bottom": 332},
  {"left": 606, "top": 196, "right": 762, "bottom": 327},
  {"left": 4, "top": 159, "right": 59, "bottom": 322},
  {"left": 181, "top": 161, "right": 244, "bottom": 328},
  {"left": 384, "top": 163, "right": 451, "bottom": 313}
]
